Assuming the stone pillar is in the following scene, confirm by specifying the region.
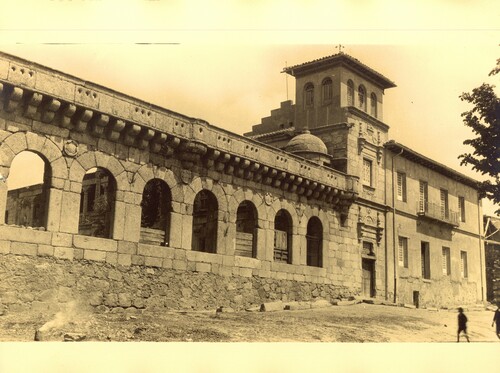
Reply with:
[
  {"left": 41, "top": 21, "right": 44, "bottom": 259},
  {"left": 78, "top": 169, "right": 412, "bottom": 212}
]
[
  {"left": 112, "top": 200, "right": 126, "bottom": 240},
  {"left": 0, "top": 180, "right": 7, "bottom": 224},
  {"left": 46, "top": 187, "right": 63, "bottom": 232},
  {"left": 59, "top": 191, "right": 81, "bottom": 234},
  {"left": 255, "top": 227, "right": 267, "bottom": 260},
  {"left": 264, "top": 227, "right": 275, "bottom": 262},
  {"left": 169, "top": 211, "right": 184, "bottom": 249},
  {"left": 123, "top": 202, "right": 141, "bottom": 242}
]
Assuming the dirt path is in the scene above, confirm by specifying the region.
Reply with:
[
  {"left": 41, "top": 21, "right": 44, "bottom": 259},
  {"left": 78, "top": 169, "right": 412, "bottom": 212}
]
[{"left": 0, "top": 303, "right": 498, "bottom": 343}]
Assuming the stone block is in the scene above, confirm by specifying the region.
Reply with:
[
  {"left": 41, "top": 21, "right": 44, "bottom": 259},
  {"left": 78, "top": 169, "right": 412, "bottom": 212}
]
[
  {"left": 112, "top": 201, "right": 126, "bottom": 241},
  {"left": 174, "top": 248, "right": 186, "bottom": 260},
  {"left": 260, "top": 300, "right": 284, "bottom": 312},
  {"left": 222, "top": 255, "right": 235, "bottom": 267},
  {"left": 51, "top": 232, "right": 73, "bottom": 247},
  {"left": 144, "top": 256, "right": 163, "bottom": 267},
  {"left": 169, "top": 212, "right": 183, "bottom": 248},
  {"left": 234, "top": 256, "right": 260, "bottom": 269},
  {"left": 106, "top": 252, "right": 118, "bottom": 265},
  {"left": 118, "top": 293, "right": 132, "bottom": 308},
  {"left": 84, "top": 249, "right": 107, "bottom": 262},
  {"left": 74, "top": 235, "right": 117, "bottom": 252},
  {"left": 138, "top": 243, "right": 174, "bottom": 258},
  {"left": 131, "top": 255, "right": 145, "bottom": 266},
  {"left": 74, "top": 248, "right": 84, "bottom": 260},
  {"left": 11, "top": 242, "right": 37, "bottom": 256},
  {"left": 310, "top": 299, "right": 331, "bottom": 309},
  {"left": 195, "top": 262, "right": 211, "bottom": 273},
  {"left": 123, "top": 203, "right": 141, "bottom": 242},
  {"left": 118, "top": 241, "right": 137, "bottom": 255},
  {"left": 0, "top": 240, "right": 11, "bottom": 254},
  {"left": 54, "top": 246, "right": 73, "bottom": 260},
  {"left": 172, "top": 259, "right": 187, "bottom": 271},
  {"left": 59, "top": 192, "right": 80, "bottom": 233},
  {"left": 0, "top": 225, "right": 51, "bottom": 244},
  {"left": 162, "top": 258, "right": 173, "bottom": 269},
  {"left": 118, "top": 254, "right": 132, "bottom": 266},
  {"left": 239, "top": 268, "right": 253, "bottom": 278}
]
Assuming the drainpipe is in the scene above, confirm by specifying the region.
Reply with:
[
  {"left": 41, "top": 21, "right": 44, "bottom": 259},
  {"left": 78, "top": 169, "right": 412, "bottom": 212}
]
[
  {"left": 391, "top": 148, "right": 404, "bottom": 304},
  {"left": 477, "top": 196, "right": 485, "bottom": 302}
]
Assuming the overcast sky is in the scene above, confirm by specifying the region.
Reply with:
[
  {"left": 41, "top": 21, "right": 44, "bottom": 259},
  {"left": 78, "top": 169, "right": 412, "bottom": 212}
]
[{"left": 0, "top": 1, "right": 498, "bottom": 218}]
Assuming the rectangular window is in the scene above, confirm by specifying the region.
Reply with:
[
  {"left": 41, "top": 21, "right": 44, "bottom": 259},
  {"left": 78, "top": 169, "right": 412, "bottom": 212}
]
[
  {"left": 419, "top": 181, "right": 428, "bottom": 212},
  {"left": 362, "top": 241, "right": 374, "bottom": 256},
  {"left": 421, "top": 242, "right": 430, "bottom": 280},
  {"left": 460, "top": 251, "right": 468, "bottom": 278},
  {"left": 397, "top": 172, "right": 407, "bottom": 202},
  {"left": 440, "top": 189, "right": 449, "bottom": 219},
  {"left": 458, "top": 196, "right": 466, "bottom": 222},
  {"left": 363, "top": 159, "right": 372, "bottom": 186},
  {"left": 442, "top": 247, "right": 451, "bottom": 276},
  {"left": 398, "top": 236, "right": 409, "bottom": 268}
]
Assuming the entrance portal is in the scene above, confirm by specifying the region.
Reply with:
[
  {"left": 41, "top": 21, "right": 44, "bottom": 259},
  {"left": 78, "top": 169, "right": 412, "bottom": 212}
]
[{"left": 361, "top": 259, "right": 375, "bottom": 297}]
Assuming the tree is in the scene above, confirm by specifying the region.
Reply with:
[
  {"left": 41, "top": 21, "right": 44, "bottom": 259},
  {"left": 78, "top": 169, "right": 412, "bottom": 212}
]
[{"left": 459, "top": 58, "right": 500, "bottom": 215}]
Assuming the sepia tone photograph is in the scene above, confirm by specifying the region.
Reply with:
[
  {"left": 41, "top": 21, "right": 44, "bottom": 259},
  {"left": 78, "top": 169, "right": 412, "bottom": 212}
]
[{"left": 0, "top": 1, "right": 498, "bottom": 372}]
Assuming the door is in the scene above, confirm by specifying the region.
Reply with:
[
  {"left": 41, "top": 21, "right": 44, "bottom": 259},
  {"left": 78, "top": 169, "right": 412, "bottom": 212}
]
[{"left": 362, "top": 259, "right": 375, "bottom": 297}]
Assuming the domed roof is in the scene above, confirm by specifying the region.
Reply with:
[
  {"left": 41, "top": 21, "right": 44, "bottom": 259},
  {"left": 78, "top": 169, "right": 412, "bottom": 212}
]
[{"left": 284, "top": 130, "right": 328, "bottom": 155}]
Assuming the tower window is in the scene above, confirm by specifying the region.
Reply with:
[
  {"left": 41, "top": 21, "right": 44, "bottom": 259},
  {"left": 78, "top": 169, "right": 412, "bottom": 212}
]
[
  {"left": 347, "top": 80, "right": 354, "bottom": 106},
  {"left": 370, "top": 93, "right": 377, "bottom": 117},
  {"left": 304, "top": 83, "right": 314, "bottom": 107},
  {"left": 322, "top": 78, "right": 333, "bottom": 103},
  {"left": 358, "top": 85, "right": 366, "bottom": 111}
]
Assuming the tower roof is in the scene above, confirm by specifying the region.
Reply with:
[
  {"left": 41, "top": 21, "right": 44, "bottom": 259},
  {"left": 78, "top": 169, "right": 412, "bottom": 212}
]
[{"left": 283, "top": 52, "right": 396, "bottom": 89}]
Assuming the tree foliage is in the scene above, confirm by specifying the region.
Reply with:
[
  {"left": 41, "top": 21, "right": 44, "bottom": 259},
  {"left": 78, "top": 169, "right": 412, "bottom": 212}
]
[{"left": 459, "top": 58, "right": 500, "bottom": 214}]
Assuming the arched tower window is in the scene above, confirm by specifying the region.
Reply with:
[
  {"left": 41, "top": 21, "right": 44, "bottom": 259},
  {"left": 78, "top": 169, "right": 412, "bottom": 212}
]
[
  {"left": 140, "top": 179, "right": 172, "bottom": 246},
  {"left": 192, "top": 189, "right": 218, "bottom": 253},
  {"left": 306, "top": 217, "right": 323, "bottom": 267},
  {"left": 347, "top": 80, "right": 354, "bottom": 106},
  {"left": 78, "top": 167, "right": 116, "bottom": 238},
  {"left": 322, "top": 78, "right": 333, "bottom": 103},
  {"left": 235, "top": 200, "right": 258, "bottom": 258},
  {"left": 274, "top": 209, "right": 292, "bottom": 263},
  {"left": 5, "top": 151, "right": 50, "bottom": 229},
  {"left": 370, "top": 93, "right": 378, "bottom": 117},
  {"left": 358, "top": 85, "right": 366, "bottom": 111},
  {"left": 304, "top": 83, "right": 314, "bottom": 108}
]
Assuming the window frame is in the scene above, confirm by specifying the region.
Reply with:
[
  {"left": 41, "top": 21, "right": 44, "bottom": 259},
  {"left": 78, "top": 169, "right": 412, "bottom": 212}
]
[
  {"left": 304, "top": 83, "right": 315, "bottom": 108},
  {"left": 396, "top": 172, "right": 407, "bottom": 202},
  {"left": 363, "top": 158, "right": 373, "bottom": 187},
  {"left": 458, "top": 196, "right": 466, "bottom": 222},
  {"left": 442, "top": 247, "right": 451, "bottom": 276},
  {"left": 321, "top": 78, "right": 333, "bottom": 103},
  {"left": 398, "top": 236, "right": 409, "bottom": 268},
  {"left": 460, "top": 250, "right": 468, "bottom": 279}
]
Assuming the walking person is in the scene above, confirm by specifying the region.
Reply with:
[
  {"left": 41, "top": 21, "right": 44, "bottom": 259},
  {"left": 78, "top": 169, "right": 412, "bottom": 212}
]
[
  {"left": 492, "top": 304, "right": 500, "bottom": 340},
  {"left": 457, "top": 307, "right": 470, "bottom": 342}
]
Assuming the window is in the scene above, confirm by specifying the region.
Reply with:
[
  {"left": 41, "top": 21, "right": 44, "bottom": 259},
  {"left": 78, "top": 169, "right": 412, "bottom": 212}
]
[
  {"left": 398, "top": 237, "right": 409, "bottom": 268},
  {"left": 418, "top": 181, "right": 428, "bottom": 212},
  {"left": 304, "top": 83, "right": 314, "bottom": 107},
  {"left": 440, "top": 189, "right": 449, "bottom": 219},
  {"left": 442, "top": 247, "right": 451, "bottom": 276},
  {"left": 396, "top": 172, "right": 407, "bottom": 202},
  {"left": 370, "top": 93, "right": 377, "bottom": 117},
  {"left": 347, "top": 80, "right": 354, "bottom": 106},
  {"left": 306, "top": 217, "right": 323, "bottom": 267},
  {"left": 363, "top": 159, "right": 372, "bottom": 186},
  {"left": 358, "top": 85, "right": 366, "bottom": 111},
  {"left": 192, "top": 190, "right": 218, "bottom": 253},
  {"left": 274, "top": 209, "right": 293, "bottom": 263},
  {"left": 458, "top": 196, "right": 466, "bottom": 222},
  {"left": 460, "top": 251, "right": 468, "bottom": 278},
  {"left": 322, "top": 78, "right": 333, "bottom": 103},
  {"left": 140, "top": 179, "right": 172, "bottom": 246},
  {"left": 235, "top": 201, "right": 258, "bottom": 258},
  {"left": 421, "top": 242, "right": 430, "bottom": 280}
]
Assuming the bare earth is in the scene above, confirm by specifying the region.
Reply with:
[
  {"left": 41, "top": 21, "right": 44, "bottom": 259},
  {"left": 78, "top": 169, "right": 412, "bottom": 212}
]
[{"left": 0, "top": 303, "right": 498, "bottom": 343}]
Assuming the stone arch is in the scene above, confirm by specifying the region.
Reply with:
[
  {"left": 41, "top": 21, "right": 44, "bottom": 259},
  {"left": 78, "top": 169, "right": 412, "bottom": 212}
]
[
  {"left": 187, "top": 176, "right": 228, "bottom": 215},
  {"left": 4, "top": 150, "right": 51, "bottom": 229},
  {"left": 306, "top": 216, "right": 323, "bottom": 267},
  {"left": 273, "top": 208, "right": 293, "bottom": 264},
  {"left": 191, "top": 189, "right": 218, "bottom": 253},
  {"left": 139, "top": 178, "right": 172, "bottom": 246},
  {"left": 235, "top": 200, "right": 258, "bottom": 258}
]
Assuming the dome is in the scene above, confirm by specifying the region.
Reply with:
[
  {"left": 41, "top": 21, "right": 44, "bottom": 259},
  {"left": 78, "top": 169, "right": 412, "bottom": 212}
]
[{"left": 284, "top": 130, "right": 328, "bottom": 155}]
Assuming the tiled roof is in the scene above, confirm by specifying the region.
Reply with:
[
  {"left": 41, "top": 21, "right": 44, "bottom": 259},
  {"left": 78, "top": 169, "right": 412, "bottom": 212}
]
[{"left": 283, "top": 52, "right": 396, "bottom": 89}]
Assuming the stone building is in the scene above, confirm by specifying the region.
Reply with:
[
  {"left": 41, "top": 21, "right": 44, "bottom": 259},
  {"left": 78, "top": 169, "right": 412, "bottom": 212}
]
[{"left": 0, "top": 50, "right": 487, "bottom": 313}]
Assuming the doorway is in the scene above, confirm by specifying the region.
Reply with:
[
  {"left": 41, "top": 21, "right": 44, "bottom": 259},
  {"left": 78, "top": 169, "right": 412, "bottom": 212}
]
[{"left": 362, "top": 259, "right": 375, "bottom": 297}]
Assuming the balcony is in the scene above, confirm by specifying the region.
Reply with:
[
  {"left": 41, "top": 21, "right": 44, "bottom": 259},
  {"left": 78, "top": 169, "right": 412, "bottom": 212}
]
[{"left": 416, "top": 201, "right": 459, "bottom": 227}]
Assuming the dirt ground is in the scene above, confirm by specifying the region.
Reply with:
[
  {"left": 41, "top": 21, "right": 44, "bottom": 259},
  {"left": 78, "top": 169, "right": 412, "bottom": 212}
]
[{"left": 0, "top": 302, "right": 498, "bottom": 343}]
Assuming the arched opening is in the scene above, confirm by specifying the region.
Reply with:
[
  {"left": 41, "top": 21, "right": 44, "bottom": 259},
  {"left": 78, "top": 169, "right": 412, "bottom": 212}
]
[
  {"left": 5, "top": 151, "right": 50, "bottom": 229},
  {"left": 78, "top": 167, "right": 116, "bottom": 238},
  {"left": 322, "top": 78, "right": 333, "bottom": 102},
  {"left": 304, "top": 83, "right": 314, "bottom": 108},
  {"left": 306, "top": 217, "right": 323, "bottom": 267},
  {"left": 140, "top": 178, "right": 172, "bottom": 246},
  {"left": 235, "top": 200, "right": 257, "bottom": 258},
  {"left": 274, "top": 209, "right": 292, "bottom": 263},
  {"left": 370, "top": 93, "right": 377, "bottom": 117},
  {"left": 347, "top": 80, "right": 354, "bottom": 106},
  {"left": 358, "top": 85, "right": 366, "bottom": 111},
  {"left": 192, "top": 189, "right": 218, "bottom": 253}
]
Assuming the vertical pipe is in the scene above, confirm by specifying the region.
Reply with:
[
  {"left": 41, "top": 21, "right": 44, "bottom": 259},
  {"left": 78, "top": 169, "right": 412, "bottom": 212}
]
[{"left": 391, "top": 149, "right": 403, "bottom": 304}]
